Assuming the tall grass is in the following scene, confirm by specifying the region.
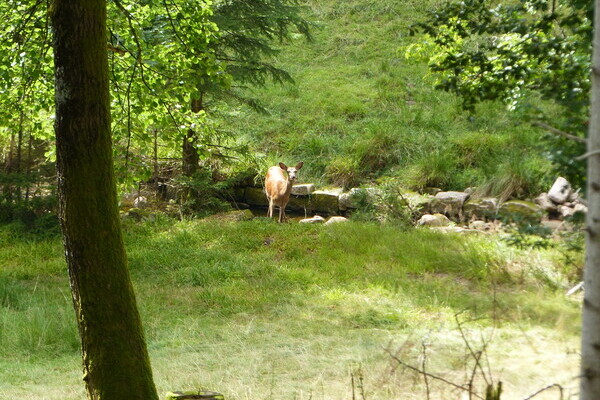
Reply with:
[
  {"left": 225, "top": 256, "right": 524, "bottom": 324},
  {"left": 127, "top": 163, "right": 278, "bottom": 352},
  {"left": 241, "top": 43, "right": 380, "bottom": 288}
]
[
  {"left": 223, "top": 0, "right": 553, "bottom": 196},
  {"left": 0, "top": 217, "right": 581, "bottom": 399}
]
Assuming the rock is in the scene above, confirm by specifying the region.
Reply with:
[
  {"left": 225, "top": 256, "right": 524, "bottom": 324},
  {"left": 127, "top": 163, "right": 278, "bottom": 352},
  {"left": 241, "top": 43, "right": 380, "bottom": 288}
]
[
  {"left": 244, "top": 187, "right": 269, "bottom": 207},
  {"left": 568, "top": 190, "right": 580, "bottom": 202},
  {"left": 430, "top": 226, "right": 478, "bottom": 235},
  {"left": 339, "top": 187, "right": 382, "bottom": 211},
  {"left": 133, "top": 196, "right": 148, "bottom": 208},
  {"left": 541, "top": 219, "right": 564, "bottom": 231},
  {"left": 422, "top": 187, "right": 442, "bottom": 195},
  {"left": 464, "top": 187, "right": 476, "bottom": 195},
  {"left": 429, "top": 191, "right": 470, "bottom": 219},
  {"left": 559, "top": 205, "right": 575, "bottom": 219},
  {"left": 291, "top": 184, "right": 316, "bottom": 196},
  {"left": 548, "top": 177, "right": 572, "bottom": 204},
  {"left": 463, "top": 197, "right": 498, "bottom": 220},
  {"left": 124, "top": 207, "right": 151, "bottom": 221},
  {"left": 325, "top": 216, "right": 349, "bottom": 225},
  {"left": 417, "top": 213, "right": 452, "bottom": 227},
  {"left": 498, "top": 200, "right": 542, "bottom": 221},
  {"left": 469, "top": 220, "right": 492, "bottom": 231},
  {"left": 535, "top": 193, "right": 558, "bottom": 212},
  {"left": 299, "top": 215, "right": 326, "bottom": 224},
  {"left": 574, "top": 203, "right": 588, "bottom": 214},
  {"left": 310, "top": 188, "right": 344, "bottom": 214}
]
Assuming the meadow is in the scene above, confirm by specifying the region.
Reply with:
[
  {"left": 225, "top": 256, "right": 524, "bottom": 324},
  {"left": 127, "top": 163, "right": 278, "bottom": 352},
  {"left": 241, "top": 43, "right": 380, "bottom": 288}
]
[{"left": 0, "top": 217, "right": 581, "bottom": 399}]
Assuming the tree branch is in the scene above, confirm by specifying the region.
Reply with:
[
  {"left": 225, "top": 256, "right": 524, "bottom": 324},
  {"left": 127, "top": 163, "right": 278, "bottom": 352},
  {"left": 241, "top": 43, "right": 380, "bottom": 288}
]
[{"left": 532, "top": 121, "right": 587, "bottom": 144}]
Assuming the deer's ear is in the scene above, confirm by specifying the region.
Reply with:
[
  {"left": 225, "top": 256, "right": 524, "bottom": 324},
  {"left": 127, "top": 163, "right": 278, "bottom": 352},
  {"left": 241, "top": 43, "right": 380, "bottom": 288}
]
[
  {"left": 279, "top": 162, "right": 288, "bottom": 170},
  {"left": 295, "top": 162, "right": 304, "bottom": 170}
]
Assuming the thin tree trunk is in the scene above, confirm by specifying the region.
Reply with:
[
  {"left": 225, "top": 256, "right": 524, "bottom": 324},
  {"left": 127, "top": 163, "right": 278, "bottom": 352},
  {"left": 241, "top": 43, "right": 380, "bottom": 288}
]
[
  {"left": 182, "top": 96, "right": 203, "bottom": 177},
  {"left": 25, "top": 131, "right": 33, "bottom": 201},
  {"left": 16, "top": 111, "right": 24, "bottom": 200},
  {"left": 581, "top": 0, "right": 600, "bottom": 398},
  {"left": 51, "top": 1, "right": 158, "bottom": 399}
]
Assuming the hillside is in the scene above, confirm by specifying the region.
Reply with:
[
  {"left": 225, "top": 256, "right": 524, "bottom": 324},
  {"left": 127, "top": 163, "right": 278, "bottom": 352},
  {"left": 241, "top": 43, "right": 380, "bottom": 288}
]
[{"left": 224, "top": 0, "right": 553, "bottom": 198}]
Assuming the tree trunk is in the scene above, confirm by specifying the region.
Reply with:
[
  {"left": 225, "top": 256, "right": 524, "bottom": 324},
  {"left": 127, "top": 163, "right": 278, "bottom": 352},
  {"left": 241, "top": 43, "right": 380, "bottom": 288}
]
[
  {"left": 182, "top": 96, "right": 203, "bottom": 177},
  {"left": 51, "top": 1, "right": 159, "bottom": 399},
  {"left": 581, "top": 0, "right": 600, "bottom": 398}
]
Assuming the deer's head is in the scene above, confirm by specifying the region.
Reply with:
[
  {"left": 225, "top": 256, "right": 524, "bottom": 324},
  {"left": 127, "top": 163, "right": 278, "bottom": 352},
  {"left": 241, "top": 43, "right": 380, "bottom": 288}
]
[{"left": 279, "top": 162, "right": 303, "bottom": 182}]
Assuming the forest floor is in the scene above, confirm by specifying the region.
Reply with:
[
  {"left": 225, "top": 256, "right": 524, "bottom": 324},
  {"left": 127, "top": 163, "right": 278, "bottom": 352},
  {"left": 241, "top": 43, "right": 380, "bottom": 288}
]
[{"left": 0, "top": 217, "right": 582, "bottom": 399}]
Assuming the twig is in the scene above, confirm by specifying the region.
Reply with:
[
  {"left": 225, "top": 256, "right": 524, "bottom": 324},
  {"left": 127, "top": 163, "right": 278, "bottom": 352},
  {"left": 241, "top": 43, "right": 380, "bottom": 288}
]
[
  {"left": 455, "top": 313, "right": 490, "bottom": 387},
  {"left": 532, "top": 121, "right": 587, "bottom": 144},
  {"left": 421, "top": 342, "right": 431, "bottom": 400},
  {"left": 566, "top": 281, "right": 584, "bottom": 296},
  {"left": 384, "top": 348, "right": 484, "bottom": 399},
  {"left": 576, "top": 150, "right": 600, "bottom": 161},
  {"left": 522, "top": 383, "right": 564, "bottom": 400}
]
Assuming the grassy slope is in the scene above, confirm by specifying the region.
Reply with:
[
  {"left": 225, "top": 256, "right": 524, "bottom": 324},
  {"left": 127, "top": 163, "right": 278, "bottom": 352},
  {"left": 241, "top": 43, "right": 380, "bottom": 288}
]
[
  {"left": 0, "top": 219, "right": 580, "bottom": 399},
  {"left": 225, "top": 0, "right": 552, "bottom": 196}
]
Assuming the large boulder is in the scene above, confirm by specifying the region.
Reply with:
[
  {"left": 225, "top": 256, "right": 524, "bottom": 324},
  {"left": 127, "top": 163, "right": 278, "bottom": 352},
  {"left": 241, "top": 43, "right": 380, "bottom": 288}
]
[
  {"left": 498, "top": 200, "right": 542, "bottom": 221},
  {"left": 548, "top": 177, "right": 572, "bottom": 204},
  {"left": 291, "top": 184, "right": 316, "bottom": 196},
  {"left": 535, "top": 192, "right": 558, "bottom": 212},
  {"left": 417, "top": 213, "right": 452, "bottom": 227},
  {"left": 463, "top": 197, "right": 498, "bottom": 220},
  {"left": 310, "top": 188, "right": 344, "bottom": 214},
  {"left": 429, "top": 191, "right": 470, "bottom": 219}
]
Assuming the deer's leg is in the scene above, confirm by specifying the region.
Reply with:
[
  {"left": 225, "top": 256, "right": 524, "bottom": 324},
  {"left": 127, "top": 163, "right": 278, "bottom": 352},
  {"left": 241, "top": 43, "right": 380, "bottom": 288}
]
[
  {"left": 268, "top": 199, "right": 274, "bottom": 218},
  {"left": 278, "top": 205, "right": 284, "bottom": 223}
]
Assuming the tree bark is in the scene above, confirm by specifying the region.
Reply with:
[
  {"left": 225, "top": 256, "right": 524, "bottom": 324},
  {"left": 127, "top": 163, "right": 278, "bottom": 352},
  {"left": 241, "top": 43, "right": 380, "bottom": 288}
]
[
  {"left": 182, "top": 97, "right": 203, "bottom": 177},
  {"left": 51, "top": 1, "right": 159, "bottom": 399},
  {"left": 581, "top": 0, "right": 600, "bottom": 398}
]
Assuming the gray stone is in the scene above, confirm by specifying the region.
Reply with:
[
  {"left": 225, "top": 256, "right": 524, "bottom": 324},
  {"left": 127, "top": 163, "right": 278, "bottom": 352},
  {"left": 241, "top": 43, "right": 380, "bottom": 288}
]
[
  {"left": 429, "top": 191, "right": 470, "bottom": 219},
  {"left": 559, "top": 205, "right": 575, "bottom": 219},
  {"left": 325, "top": 216, "right": 349, "bottom": 225},
  {"left": 417, "top": 213, "right": 451, "bottom": 227},
  {"left": 310, "top": 188, "right": 344, "bottom": 214},
  {"left": 548, "top": 177, "right": 572, "bottom": 204},
  {"left": 291, "top": 184, "right": 316, "bottom": 196},
  {"left": 569, "top": 190, "right": 581, "bottom": 202},
  {"left": 133, "top": 196, "right": 148, "bottom": 208},
  {"left": 299, "top": 215, "right": 326, "bottom": 224},
  {"left": 498, "top": 200, "right": 542, "bottom": 221},
  {"left": 463, "top": 197, "right": 498, "bottom": 220},
  {"left": 468, "top": 220, "right": 493, "bottom": 231},
  {"left": 535, "top": 193, "right": 558, "bottom": 212},
  {"left": 339, "top": 187, "right": 382, "bottom": 211}
]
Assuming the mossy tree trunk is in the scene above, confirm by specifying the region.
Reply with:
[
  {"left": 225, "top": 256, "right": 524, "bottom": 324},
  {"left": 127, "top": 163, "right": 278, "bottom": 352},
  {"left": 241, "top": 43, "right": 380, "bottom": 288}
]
[
  {"left": 182, "top": 97, "right": 203, "bottom": 177},
  {"left": 51, "top": 1, "right": 159, "bottom": 399},
  {"left": 582, "top": 0, "right": 600, "bottom": 398}
]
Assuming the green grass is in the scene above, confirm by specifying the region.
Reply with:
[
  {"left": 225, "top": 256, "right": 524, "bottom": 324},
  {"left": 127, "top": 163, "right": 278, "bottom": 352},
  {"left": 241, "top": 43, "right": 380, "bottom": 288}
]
[
  {"left": 222, "top": 0, "right": 554, "bottom": 197},
  {"left": 0, "top": 218, "right": 582, "bottom": 399}
]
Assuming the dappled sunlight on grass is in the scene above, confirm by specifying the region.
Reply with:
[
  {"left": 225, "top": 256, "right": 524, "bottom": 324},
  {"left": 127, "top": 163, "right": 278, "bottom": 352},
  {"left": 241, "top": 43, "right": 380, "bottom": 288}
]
[{"left": 0, "top": 217, "right": 582, "bottom": 399}]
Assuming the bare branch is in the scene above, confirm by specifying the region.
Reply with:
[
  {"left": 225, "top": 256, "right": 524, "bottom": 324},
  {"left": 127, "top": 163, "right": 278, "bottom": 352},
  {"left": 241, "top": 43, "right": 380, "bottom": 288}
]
[
  {"left": 384, "top": 348, "right": 484, "bottom": 399},
  {"left": 522, "top": 383, "right": 564, "bottom": 400},
  {"left": 532, "top": 121, "right": 587, "bottom": 144}
]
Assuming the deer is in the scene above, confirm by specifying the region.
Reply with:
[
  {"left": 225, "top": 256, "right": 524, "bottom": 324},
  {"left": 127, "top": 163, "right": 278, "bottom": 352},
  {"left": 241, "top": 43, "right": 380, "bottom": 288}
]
[{"left": 265, "top": 162, "right": 304, "bottom": 223}]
